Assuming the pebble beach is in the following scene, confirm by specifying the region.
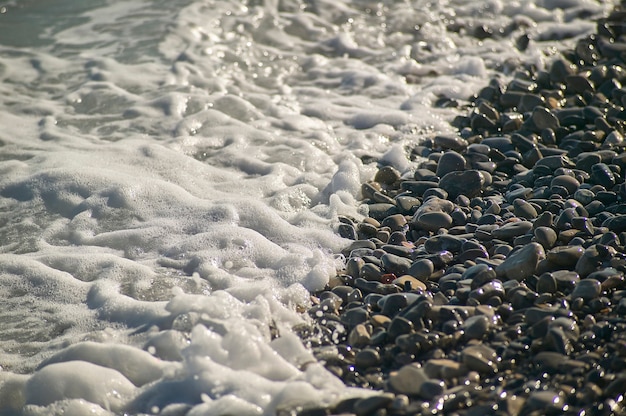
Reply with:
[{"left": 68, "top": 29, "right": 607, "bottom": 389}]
[
  {"left": 1, "top": 0, "right": 625, "bottom": 414},
  {"left": 301, "top": 4, "right": 626, "bottom": 416}
]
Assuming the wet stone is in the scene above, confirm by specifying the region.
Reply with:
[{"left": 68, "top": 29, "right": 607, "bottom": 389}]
[
  {"left": 434, "top": 134, "right": 468, "bottom": 152},
  {"left": 571, "top": 278, "right": 601, "bottom": 301},
  {"left": 415, "top": 212, "right": 453, "bottom": 232},
  {"left": 462, "top": 315, "right": 491, "bottom": 339},
  {"left": 546, "top": 245, "right": 584, "bottom": 267},
  {"left": 491, "top": 221, "right": 533, "bottom": 240},
  {"left": 407, "top": 259, "right": 434, "bottom": 282},
  {"left": 439, "top": 170, "right": 486, "bottom": 200},
  {"left": 536, "top": 273, "right": 558, "bottom": 294},
  {"left": 461, "top": 344, "right": 498, "bottom": 374},
  {"left": 496, "top": 242, "right": 546, "bottom": 281},
  {"left": 513, "top": 199, "right": 538, "bottom": 219},
  {"left": 532, "top": 106, "right": 560, "bottom": 131},
  {"left": 389, "top": 364, "right": 429, "bottom": 396},
  {"left": 534, "top": 226, "right": 558, "bottom": 249},
  {"left": 353, "top": 393, "right": 395, "bottom": 416},
  {"left": 381, "top": 253, "right": 412, "bottom": 276},
  {"left": 355, "top": 348, "right": 381, "bottom": 369},
  {"left": 436, "top": 150, "right": 467, "bottom": 177}
]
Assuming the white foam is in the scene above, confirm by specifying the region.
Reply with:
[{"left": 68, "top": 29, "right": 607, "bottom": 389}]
[{"left": 0, "top": 0, "right": 617, "bottom": 413}]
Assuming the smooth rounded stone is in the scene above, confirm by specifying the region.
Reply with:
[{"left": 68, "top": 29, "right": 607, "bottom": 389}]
[
  {"left": 388, "top": 364, "right": 429, "bottom": 396},
  {"left": 338, "top": 223, "right": 357, "bottom": 240},
  {"left": 550, "top": 58, "right": 576, "bottom": 84},
  {"left": 469, "top": 280, "right": 505, "bottom": 303},
  {"left": 387, "top": 316, "right": 414, "bottom": 339},
  {"left": 536, "top": 273, "right": 558, "bottom": 294},
  {"left": 355, "top": 347, "right": 381, "bottom": 369},
  {"left": 367, "top": 203, "right": 399, "bottom": 221},
  {"left": 393, "top": 275, "right": 427, "bottom": 291},
  {"left": 571, "top": 279, "right": 602, "bottom": 301},
  {"left": 544, "top": 327, "right": 573, "bottom": 355},
  {"left": 505, "top": 186, "right": 533, "bottom": 203},
  {"left": 424, "top": 234, "right": 464, "bottom": 254},
  {"left": 461, "top": 344, "right": 498, "bottom": 375},
  {"left": 546, "top": 245, "right": 584, "bottom": 267},
  {"left": 381, "top": 253, "right": 412, "bottom": 276},
  {"left": 496, "top": 242, "right": 546, "bottom": 281},
  {"left": 438, "top": 170, "right": 485, "bottom": 200},
  {"left": 395, "top": 196, "right": 421, "bottom": 214},
  {"left": 413, "top": 196, "right": 455, "bottom": 216},
  {"left": 380, "top": 293, "right": 409, "bottom": 317},
  {"left": 534, "top": 226, "right": 558, "bottom": 249},
  {"left": 345, "top": 239, "right": 377, "bottom": 254},
  {"left": 348, "top": 324, "right": 372, "bottom": 348},
  {"left": 407, "top": 259, "right": 434, "bottom": 282},
  {"left": 532, "top": 351, "right": 573, "bottom": 373},
  {"left": 524, "top": 306, "right": 566, "bottom": 326},
  {"left": 374, "top": 166, "right": 401, "bottom": 185},
  {"left": 602, "top": 215, "right": 626, "bottom": 233},
  {"left": 401, "top": 181, "right": 439, "bottom": 196},
  {"left": 380, "top": 214, "right": 408, "bottom": 232},
  {"left": 518, "top": 93, "right": 545, "bottom": 112},
  {"left": 361, "top": 263, "right": 383, "bottom": 281},
  {"left": 573, "top": 188, "right": 595, "bottom": 205},
  {"left": 353, "top": 393, "right": 395, "bottom": 416},
  {"left": 434, "top": 134, "right": 468, "bottom": 152},
  {"left": 591, "top": 163, "right": 616, "bottom": 188},
  {"left": 531, "top": 106, "right": 560, "bottom": 131},
  {"left": 423, "top": 359, "right": 467, "bottom": 380},
  {"left": 422, "top": 187, "right": 448, "bottom": 200},
  {"left": 523, "top": 390, "right": 565, "bottom": 414},
  {"left": 341, "top": 307, "right": 370, "bottom": 328},
  {"left": 436, "top": 151, "right": 467, "bottom": 178},
  {"left": 550, "top": 175, "right": 581, "bottom": 195},
  {"left": 513, "top": 199, "right": 538, "bottom": 219},
  {"left": 534, "top": 154, "right": 575, "bottom": 170},
  {"left": 464, "top": 263, "right": 497, "bottom": 288},
  {"left": 372, "top": 191, "right": 396, "bottom": 205},
  {"left": 575, "top": 244, "right": 617, "bottom": 278},
  {"left": 551, "top": 270, "right": 580, "bottom": 291},
  {"left": 416, "top": 212, "right": 453, "bottom": 232},
  {"left": 462, "top": 315, "right": 490, "bottom": 340},
  {"left": 566, "top": 74, "right": 595, "bottom": 94},
  {"left": 491, "top": 221, "right": 533, "bottom": 240}
]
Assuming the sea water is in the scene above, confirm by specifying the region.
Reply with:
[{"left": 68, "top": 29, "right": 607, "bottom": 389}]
[{"left": 0, "top": 0, "right": 616, "bottom": 414}]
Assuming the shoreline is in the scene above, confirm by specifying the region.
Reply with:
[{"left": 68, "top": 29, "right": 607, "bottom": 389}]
[{"left": 298, "top": 4, "right": 626, "bottom": 415}]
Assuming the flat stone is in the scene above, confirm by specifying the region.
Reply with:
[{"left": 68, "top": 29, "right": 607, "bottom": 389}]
[
  {"left": 434, "top": 135, "right": 468, "bottom": 152},
  {"left": 546, "top": 245, "right": 584, "bottom": 267},
  {"left": 491, "top": 221, "right": 533, "bottom": 240},
  {"left": 393, "top": 275, "right": 427, "bottom": 291}
]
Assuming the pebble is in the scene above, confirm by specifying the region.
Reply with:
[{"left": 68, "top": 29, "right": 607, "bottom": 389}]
[
  {"left": 388, "top": 364, "right": 429, "bottom": 395},
  {"left": 496, "top": 242, "right": 545, "bottom": 281}
]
